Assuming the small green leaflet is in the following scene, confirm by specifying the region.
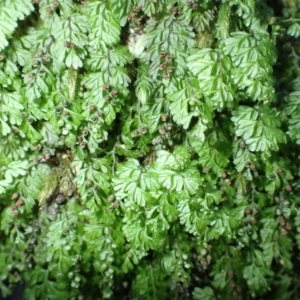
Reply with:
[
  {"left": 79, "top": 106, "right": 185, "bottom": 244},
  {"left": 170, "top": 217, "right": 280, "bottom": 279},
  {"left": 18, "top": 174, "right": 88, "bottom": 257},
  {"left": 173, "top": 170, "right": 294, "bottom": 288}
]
[
  {"left": 193, "top": 287, "right": 215, "bottom": 300},
  {"left": 285, "top": 91, "right": 300, "bottom": 144},
  {"left": 0, "top": 0, "right": 34, "bottom": 50},
  {"left": 135, "top": 63, "right": 153, "bottom": 105},
  {"left": 0, "top": 160, "right": 28, "bottom": 194},
  {"left": 287, "top": 22, "right": 300, "bottom": 38},
  {"left": 190, "top": 135, "right": 230, "bottom": 175},
  {"left": 1, "top": 160, "right": 28, "bottom": 183},
  {"left": 156, "top": 168, "right": 201, "bottom": 195},
  {"left": 84, "top": 3, "right": 121, "bottom": 49},
  {"left": 187, "top": 49, "right": 234, "bottom": 108},
  {"left": 243, "top": 264, "right": 272, "bottom": 292},
  {"left": 218, "top": 4, "right": 230, "bottom": 39},
  {"left": 113, "top": 159, "right": 160, "bottom": 206},
  {"left": 156, "top": 146, "right": 190, "bottom": 171},
  {"left": 231, "top": 105, "right": 286, "bottom": 152}
]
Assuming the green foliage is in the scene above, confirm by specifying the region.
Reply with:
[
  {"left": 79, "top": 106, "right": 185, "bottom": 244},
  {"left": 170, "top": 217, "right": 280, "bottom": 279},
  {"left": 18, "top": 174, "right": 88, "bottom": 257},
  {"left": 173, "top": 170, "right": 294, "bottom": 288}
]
[{"left": 0, "top": 0, "right": 300, "bottom": 300}]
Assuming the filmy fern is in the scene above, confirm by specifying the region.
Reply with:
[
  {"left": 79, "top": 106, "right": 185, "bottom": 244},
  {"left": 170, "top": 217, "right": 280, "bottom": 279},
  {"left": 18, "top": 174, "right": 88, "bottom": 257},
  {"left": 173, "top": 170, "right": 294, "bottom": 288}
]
[{"left": 0, "top": 1, "right": 300, "bottom": 300}]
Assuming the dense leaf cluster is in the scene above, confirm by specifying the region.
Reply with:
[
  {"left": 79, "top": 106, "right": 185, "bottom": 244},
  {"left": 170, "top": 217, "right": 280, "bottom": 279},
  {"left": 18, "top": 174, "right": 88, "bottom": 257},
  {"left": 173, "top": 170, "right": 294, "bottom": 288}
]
[{"left": 1, "top": 0, "right": 300, "bottom": 299}]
